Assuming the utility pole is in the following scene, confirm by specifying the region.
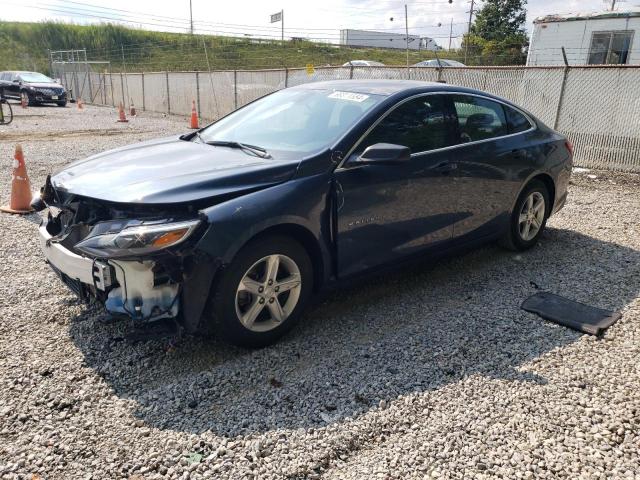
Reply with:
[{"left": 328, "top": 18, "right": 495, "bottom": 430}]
[
  {"left": 448, "top": 18, "right": 453, "bottom": 51},
  {"left": 281, "top": 10, "right": 284, "bottom": 42},
  {"left": 405, "top": 4, "right": 410, "bottom": 73},
  {"left": 464, "top": 0, "right": 475, "bottom": 64},
  {"left": 189, "top": 0, "right": 193, "bottom": 34},
  {"left": 610, "top": 0, "right": 616, "bottom": 10}
]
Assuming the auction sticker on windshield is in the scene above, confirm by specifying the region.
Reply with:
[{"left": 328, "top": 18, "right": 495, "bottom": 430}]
[{"left": 328, "top": 91, "right": 370, "bottom": 102}]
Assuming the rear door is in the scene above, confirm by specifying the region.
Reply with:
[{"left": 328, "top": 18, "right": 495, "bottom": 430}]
[
  {"left": 335, "top": 93, "right": 460, "bottom": 276},
  {"left": 447, "top": 94, "right": 535, "bottom": 240}
]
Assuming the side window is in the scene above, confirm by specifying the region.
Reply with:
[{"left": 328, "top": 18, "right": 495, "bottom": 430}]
[
  {"left": 361, "top": 95, "right": 454, "bottom": 154},
  {"left": 452, "top": 95, "right": 508, "bottom": 143},
  {"left": 504, "top": 105, "right": 532, "bottom": 134}
]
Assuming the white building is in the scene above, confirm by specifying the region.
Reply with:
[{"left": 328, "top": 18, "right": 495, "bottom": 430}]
[
  {"left": 527, "top": 9, "right": 640, "bottom": 66},
  {"left": 339, "top": 29, "right": 439, "bottom": 51}
]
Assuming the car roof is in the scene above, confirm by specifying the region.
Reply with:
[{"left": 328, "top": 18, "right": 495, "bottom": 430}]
[
  {"left": 1, "top": 71, "right": 36, "bottom": 75},
  {"left": 291, "top": 79, "right": 483, "bottom": 97}
]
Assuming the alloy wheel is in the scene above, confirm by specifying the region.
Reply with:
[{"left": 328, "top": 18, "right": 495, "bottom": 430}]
[
  {"left": 235, "top": 254, "right": 302, "bottom": 332},
  {"left": 518, "top": 191, "right": 545, "bottom": 241}
]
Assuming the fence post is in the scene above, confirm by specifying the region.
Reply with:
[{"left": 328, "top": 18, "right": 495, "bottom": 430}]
[
  {"left": 436, "top": 67, "right": 443, "bottom": 83},
  {"left": 554, "top": 48, "right": 570, "bottom": 130},
  {"left": 233, "top": 70, "right": 238, "bottom": 110},
  {"left": 166, "top": 71, "right": 171, "bottom": 115},
  {"left": 86, "top": 65, "right": 93, "bottom": 103},
  {"left": 349, "top": 65, "right": 354, "bottom": 79},
  {"left": 284, "top": 67, "right": 289, "bottom": 88},
  {"left": 141, "top": 72, "right": 145, "bottom": 111},
  {"left": 120, "top": 72, "right": 125, "bottom": 106},
  {"left": 195, "top": 71, "right": 201, "bottom": 116},
  {"left": 109, "top": 67, "right": 114, "bottom": 107}
]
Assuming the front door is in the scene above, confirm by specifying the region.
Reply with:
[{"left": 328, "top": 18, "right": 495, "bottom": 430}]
[{"left": 335, "top": 94, "right": 460, "bottom": 277}]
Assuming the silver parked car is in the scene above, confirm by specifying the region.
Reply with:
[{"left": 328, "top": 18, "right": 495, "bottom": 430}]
[
  {"left": 413, "top": 59, "right": 466, "bottom": 67},
  {"left": 342, "top": 60, "right": 386, "bottom": 67}
]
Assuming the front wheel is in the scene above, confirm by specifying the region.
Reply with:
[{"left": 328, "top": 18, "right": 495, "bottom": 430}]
[
  {"left": 57, "top": 101, "right": 67, "bottom": 107},
  {"left": 500, "top": 180, "right": 550, "bottom": 251},
  {"left": 206, "top": 234, "right": 313, "bottom": 348},
  {"left": 20, "top": 90, "right": 33, "bottom": 106}
]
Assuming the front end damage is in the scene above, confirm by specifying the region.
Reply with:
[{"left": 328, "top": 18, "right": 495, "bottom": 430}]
[{"left": 37, "top": 177, "right": 217, "bottom": 333}]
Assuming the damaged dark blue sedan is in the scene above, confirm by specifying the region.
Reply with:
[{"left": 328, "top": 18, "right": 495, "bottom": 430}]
[{"left": 36, "top": 80, "right": 572, "bottom": 347}]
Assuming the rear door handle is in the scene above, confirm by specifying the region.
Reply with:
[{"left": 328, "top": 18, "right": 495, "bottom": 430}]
[
  {"left": 434, "top": 162, "right": 458, "bottom": 173},
  {"left": 512, "top": 149, "right": 527, "bottom": 159}
]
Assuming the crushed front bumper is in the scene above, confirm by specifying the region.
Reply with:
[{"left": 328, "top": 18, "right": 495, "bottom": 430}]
[{"left": 39, "top": 220, "right": 179, "bottom": 321}]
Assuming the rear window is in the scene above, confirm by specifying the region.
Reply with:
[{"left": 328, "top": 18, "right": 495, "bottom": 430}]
[{"left": 504, "top": 105, "right": 532, "bottom": 134}]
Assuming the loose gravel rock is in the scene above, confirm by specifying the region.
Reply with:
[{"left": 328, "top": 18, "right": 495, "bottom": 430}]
[{"left": 1, "top": 104, "right": 639, "bottom": 479}]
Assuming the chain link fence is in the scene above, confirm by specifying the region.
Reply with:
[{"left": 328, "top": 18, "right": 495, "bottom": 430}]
[{"left": 55, "top": 64, "right": 640, "bottom": 173}]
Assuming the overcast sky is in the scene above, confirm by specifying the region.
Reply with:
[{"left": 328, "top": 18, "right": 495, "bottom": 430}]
[{"left": 1, "top": 0, "right": 637, "bottom": 48}]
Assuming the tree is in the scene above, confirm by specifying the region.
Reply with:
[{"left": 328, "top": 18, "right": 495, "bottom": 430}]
[
  {"left": 470, "top": 0, "right": 528, "bottom": 42},
  {"left": 462, "top": 0, "right": 529, "bottom": 65}
]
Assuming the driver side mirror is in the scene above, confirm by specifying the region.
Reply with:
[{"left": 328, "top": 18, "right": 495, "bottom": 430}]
[
  {"left": 12, "top": 79, "right": 20, "bottom": 84},
  {"left": 355, "top": 143, "right": 411, "bottom": 165}
]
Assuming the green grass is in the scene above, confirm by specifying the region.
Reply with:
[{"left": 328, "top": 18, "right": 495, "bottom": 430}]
[{"left": 0, "top": 21, "right": 485, "bottom": 74}]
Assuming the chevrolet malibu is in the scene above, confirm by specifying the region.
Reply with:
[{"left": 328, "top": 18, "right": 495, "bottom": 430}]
[{"left": 35, "top": 80, "right": 572, "bottom": 347}]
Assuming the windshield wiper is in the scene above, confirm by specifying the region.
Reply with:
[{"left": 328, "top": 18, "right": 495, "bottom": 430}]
[{"left": 205, "top": 140, "right": 271, "bottom": 159}]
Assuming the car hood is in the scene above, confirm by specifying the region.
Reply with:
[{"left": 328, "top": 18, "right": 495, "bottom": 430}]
[
  {"left": 27, "top": 82, "right": 64, "bottom": 89},
  {"left": 51, "top": 136, "right": 300, "bottom": 204}
]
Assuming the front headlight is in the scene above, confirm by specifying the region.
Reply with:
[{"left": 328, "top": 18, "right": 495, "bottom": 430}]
[{"left": 75, "top": 219, "right": 201, "bottom": 258}]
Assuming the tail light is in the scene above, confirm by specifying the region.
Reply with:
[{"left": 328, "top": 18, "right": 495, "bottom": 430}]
[{"left": 565, "top": 139, "right": 574, "bottom": 156}]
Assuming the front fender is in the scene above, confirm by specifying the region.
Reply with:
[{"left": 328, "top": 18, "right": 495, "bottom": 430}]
[{"left": 195, "top": 173, "right": 334, "bottom": 280}]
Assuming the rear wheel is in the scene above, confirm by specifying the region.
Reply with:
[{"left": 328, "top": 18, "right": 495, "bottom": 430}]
[
  {"left": 206, "top": 234, "right": 313, "bottom": 348},
  {"left": 500, "top": 180, "right": 550, "bottom": 251}
]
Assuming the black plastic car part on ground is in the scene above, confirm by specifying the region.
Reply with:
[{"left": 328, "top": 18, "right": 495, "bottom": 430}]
[
  {"left": 0, "top": 71, "right": 67, "bottom": 106},
  {"left": 521, "top": 292, "right": 621, "bottom": 335},
  {"left": 34, "top": 80, "right": 573, "bottom": 347}
]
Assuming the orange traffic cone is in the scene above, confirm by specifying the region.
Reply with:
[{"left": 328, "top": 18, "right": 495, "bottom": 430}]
[
  {"left": 116, "top": 103, "right": 128, "bottom": 123},
  {"left": 130, "top": 101, "right": 137, "bottom": 117},
  {"left": 77, "top": 98, "right": 84, "bottom": 110},
  {"left": 1, "top": 145, "right": 34, "bottom": 214},
  {"left": 189, "top": 99, "right": 199, "bottom": 129}
]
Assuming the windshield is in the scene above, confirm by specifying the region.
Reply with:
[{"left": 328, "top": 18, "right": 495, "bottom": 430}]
[
  {"left": 199, "top": 88, "right": 384, "bottom": 155},
  {"left": 19, "top": 72, "right": 55, "bottom": 83}
]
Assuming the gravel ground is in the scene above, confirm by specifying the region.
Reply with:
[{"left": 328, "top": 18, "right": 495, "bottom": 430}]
[{"left": 1, "top": 103, "right": 639, "bottom": 480}]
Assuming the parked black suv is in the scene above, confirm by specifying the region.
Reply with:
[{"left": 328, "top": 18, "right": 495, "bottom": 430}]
[{"left": 0, "top": 71, "right": 67, "bottom": 107}]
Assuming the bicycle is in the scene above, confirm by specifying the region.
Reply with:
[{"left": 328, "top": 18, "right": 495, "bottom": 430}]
[{"left": 0, "top": 94, "right": 13, "bottom": 125}]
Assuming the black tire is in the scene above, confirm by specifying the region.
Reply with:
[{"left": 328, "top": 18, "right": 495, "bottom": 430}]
[
  {"left": 57, "top": 101, "right": 67, "bottom": 107},
  {"left": 206, "top": 234, "right": 313, "bottom": 348},
  {"left": 500, "top": 179, "right": 551, "bottom": 251}
]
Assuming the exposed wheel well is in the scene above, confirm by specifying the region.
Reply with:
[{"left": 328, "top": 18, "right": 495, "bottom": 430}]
[
  {"left": 529, "top": 174, "right": 555, "bottom": 214},
  {"left": 243, "top": 224, "right": 325, "bottom": 292}
]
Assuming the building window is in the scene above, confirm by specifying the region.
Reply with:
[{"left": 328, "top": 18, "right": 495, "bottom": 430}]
[{"left": 588, "top": 31, "right": 634, "bottom": 65}]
